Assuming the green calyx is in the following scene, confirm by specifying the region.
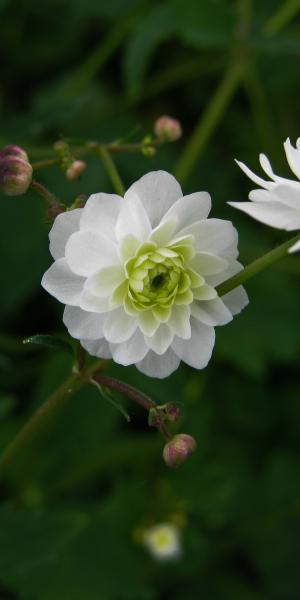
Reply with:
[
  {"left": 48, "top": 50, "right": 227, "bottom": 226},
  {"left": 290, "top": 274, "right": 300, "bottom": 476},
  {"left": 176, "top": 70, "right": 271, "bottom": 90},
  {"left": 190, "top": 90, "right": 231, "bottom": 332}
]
[{"left": 120, "top": 238, "right": 205, "bottom": 315}]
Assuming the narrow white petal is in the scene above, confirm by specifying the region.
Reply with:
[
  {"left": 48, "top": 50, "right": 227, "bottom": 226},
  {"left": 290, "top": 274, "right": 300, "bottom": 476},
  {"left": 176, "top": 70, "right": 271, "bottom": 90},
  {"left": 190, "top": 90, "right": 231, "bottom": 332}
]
[
  {"left": 260, "top": 152, "right": 300, "bottom": 187},
  {"left": 144, "top": 324, "right": 174, "bottom": 355},
  {"left": 65, "top": 230, "right": 119, "bottom": 276},
  {"left": 284, "top": 138, "right": 300, "bottom": 180},
  {"left": 179, "top": 219, "right": 238, "bottom": 258},
  {"left": 235, "top": 159, "right": 274, "bottom": 190},
  {"left": 228, "top": 200, "right": 300, "bottom": 230},
  {"left": 110, "top": 330, "right": 148, "bottom": 365},
  {"left": 189, "top": 252, "right": 228, "bottom": 275},
  {"left": 272, "top": 183, "right": 300, "bottom": 211},
  {"left": 172, "top": 318, "right": 215, "bottom": 369},
  {"left": 288, "top": 239, "right": 300, "bottom": 253},
  {"left": 191, "top": 297, "right": 233, "bottom": 326},
  {"left": 138, "top": 310, "right": 160, "bottom": 336},
  {"left": 80, "top": 338, "right": 112, "bottom": 359},
  {"left": 168, "top": 305, "right": 191, "bottom": 339},
  {"left": 116, "top": 194, "right": 151, "bottom": 243},
  {"left": 63, "top": 305, "right": 105, "bottom": 340},
  {"left": 150, "top": 219, "right": 178, "bottom": 246},
  {"left": 80, "top": 193, "right": 122, "bottom": 240},
  {"left": 136, "top": 348, "right": 180, "bottom": 378},
  {"left": 41, "top": 258, "right": 84, "bottom": 305},
  {"left": 79, "top": 289, "right": 110, "bottom": 313},
  {"left": 85, "top": 266, "right": 125, "bottom": 298},
  {"left": 221, "top": 286, "right": 249, "bottom": 316},
  {"left": 125, "top": 171, "right": 182, "bottom": 228},
  {"left": 162, "top": 191, "right": 211, "bottom": 230},
  {"left": 49, "top": 209, "right": 82, "bottom": 260},
  {"left": 104, "top": 307, "right": 137, "bottom": 343}
]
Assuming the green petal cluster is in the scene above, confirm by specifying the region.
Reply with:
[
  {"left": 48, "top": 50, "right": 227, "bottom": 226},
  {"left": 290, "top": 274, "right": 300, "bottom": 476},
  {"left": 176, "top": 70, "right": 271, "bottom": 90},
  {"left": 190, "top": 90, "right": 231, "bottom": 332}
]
[{"left": 118, "top": 237, "right": 205, "bottom": 319}]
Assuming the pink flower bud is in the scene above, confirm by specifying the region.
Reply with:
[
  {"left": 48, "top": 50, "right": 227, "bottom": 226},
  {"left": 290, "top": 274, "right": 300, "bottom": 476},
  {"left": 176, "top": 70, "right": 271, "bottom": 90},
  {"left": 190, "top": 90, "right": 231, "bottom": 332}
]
[
  {"left": 154, "top": 116, "right": 182, "bottom": 142},
  {"left": 0, "top": 155, "right": 32, "bottom": 196},
  {"left": 163, "top": 433, "right": 197, "bottom": 468},
  {"left": 0, "top": 145, "right": 29, "bottom": 162},
  {"left": 66, "top": 160, "right": 86, "bottom": 181}
]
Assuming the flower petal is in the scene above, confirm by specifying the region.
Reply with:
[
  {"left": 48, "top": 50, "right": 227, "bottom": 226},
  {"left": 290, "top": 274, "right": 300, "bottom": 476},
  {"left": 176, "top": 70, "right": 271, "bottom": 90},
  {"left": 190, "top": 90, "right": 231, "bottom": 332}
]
[
  {"left": 172, "top": 318, "right": 215, "bottom": 369},
  {"left": 162, "top": 191, "right": 211, "bottom": 230},
  {"left": 125, "top": 171, "right": 182, "bottom": 228},
  {"left": 116, "top": 194, "right": 151, "bottom": 244},
  {"left": 189, "top": 252, "right": 228, "bottom": 275},
  {"left": 289, "top": 239, "right": 300, "bottom": 253},
  {"left": 228, "top": 200, "right": 300, "bottom": 230},
  {"left": 79, "top": 289, "right": 110, "bottom": 313},
  {"left": 49, "top": 209, "right": 82, "bottom": 260},
  {"left": 109, "top": 330, "right": 148, "bottom": 365},
  {"left": 104, "top": 307, "right": 137, "bottom": 343},
  {"left": 150, "top": 219, "right": 178, "bottom": 246},
  {"left": 193, "top": 284, "right": 217, "bottom": 300},
  {"left": 85, "top": 266, "right": 125, "bottom": 298},
  {"left": 191, "top": 297, "right": 233, "bottom": 326},
  {"left": 284, "top": 138, "right": 300, "bottom": 180},
  {"left": 168, "top": 304, "right": 191, "bottom": 339},
  {"left": 136, "top": 348, "right": 180, "bottom": 378},
  {"left": 138, "top": 310, "right": 160, "bottom": 336},
  {"left": 179, "top": 219, "right": 238, "bottom": 258},
  {"left": 80, "top": 193, "right": 122, "bottom": 240},
  {"left": 272, "top": 183, "right": 300, "bottom": 211},
  {"left": 221, "top": 286, "right": 249, "bottom": 316},
  {"left": 63, "top": 305, "right": 105, "bottom": 340},
  {"left": 235, "top": 159, "right": 274, "bottom": 190},
  {"left": 80, "top": 338, "right": 112, "bottom": 359},
  {"left": 65, "top": 230, "right": 119, "bottom": 276},
  {"left": 41, "top": 258, "right": 84, "bottom": 305},
  {"left": 205, "top": 259, "right": 243, "bottom": 287},
  {"left": 144, "top": 324, "right": 174, "bottom": 355}
]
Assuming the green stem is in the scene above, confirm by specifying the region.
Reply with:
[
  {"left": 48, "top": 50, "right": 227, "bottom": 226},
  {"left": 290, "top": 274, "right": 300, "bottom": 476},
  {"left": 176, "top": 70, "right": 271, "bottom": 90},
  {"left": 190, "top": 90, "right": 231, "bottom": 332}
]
[
  {"left": 174, "top": 60, "right": 243, "bottom": 184},
  {"left": 30, "top": 179, "right": 60, "bottom": 207},
  {"left": 217, "top": 233, "right": 300, "bottom": 296},
  {"left": 0, "top": 359, "right": 109, "bottom": 477},
  {"left": 98, "top": 147, "right": 125, "bottom": 196},
  {"left": 263, "top": 0, "right": 300, "bottom": 36}
]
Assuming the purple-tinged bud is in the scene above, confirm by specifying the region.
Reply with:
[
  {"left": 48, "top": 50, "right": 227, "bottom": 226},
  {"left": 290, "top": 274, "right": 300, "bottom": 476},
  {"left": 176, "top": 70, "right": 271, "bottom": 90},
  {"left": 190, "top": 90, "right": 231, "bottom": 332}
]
[
  {"left": 165, "top": 403, "right": 181, "bottom": 423},
  {"left": 0, "top": 145, "right": 29, "bottom": 162},
  {"left": 163, "top": 434, "right": 197, "bottom": 468},
  {"left": 0, "top": 156, "right": 33, "bottom": 196},
  {"left": 154, "top": 116, "right": 182, "bottom": 142},
  {"left": 66, "top": 160, "right": 86, "bottom": 181},
  {"left": 53, "top": 140, "right": 68, "bottom": 154}
]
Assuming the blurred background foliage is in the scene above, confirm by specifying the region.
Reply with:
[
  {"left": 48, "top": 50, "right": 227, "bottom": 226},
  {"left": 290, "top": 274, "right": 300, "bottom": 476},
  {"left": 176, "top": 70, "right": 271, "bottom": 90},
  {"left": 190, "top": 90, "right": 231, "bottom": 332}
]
[{"left": 0, "top": 0, "right": 300, "bottom": 598}]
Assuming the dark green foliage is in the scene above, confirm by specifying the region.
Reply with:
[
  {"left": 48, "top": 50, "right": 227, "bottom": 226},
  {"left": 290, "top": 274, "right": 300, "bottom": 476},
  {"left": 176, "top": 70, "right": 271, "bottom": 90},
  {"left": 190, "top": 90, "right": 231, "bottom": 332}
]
[{"left": 1, "top": 0, "right": 300, "bottom": 598}]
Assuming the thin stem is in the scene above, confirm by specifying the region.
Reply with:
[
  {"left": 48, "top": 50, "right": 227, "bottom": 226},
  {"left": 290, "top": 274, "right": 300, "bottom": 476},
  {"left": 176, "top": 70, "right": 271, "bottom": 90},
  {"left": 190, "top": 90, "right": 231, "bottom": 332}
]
[
  {"left": 30, "top": 179, "right": 59, "bottom": 207},
  {"left": 174, "top": 60, "right": 243, "bottom": 183},
  {"left": 0, "top": 359, "right": 108, "bottom": 477},
  {"left": 263, "top": 0, "right": 300, "bottom": 36},
  {"left": 98, "top": 147, "right": 125, "bottom": 196},
  {"left": 217, "top": 233, "right": 300, "bottom": 296},
  {"left": 32, "top": 158, "right": 60, "bottom": 170},
  {"left": 93, "top": 373, "right": 156, "bottom": 411}
]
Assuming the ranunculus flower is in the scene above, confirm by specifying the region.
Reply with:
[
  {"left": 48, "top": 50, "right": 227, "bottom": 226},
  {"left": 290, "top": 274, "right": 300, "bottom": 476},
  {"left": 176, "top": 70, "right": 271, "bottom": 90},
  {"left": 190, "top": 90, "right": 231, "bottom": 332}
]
[
  {"left": 42, "top": 171, "right": 248, "bottom": 378},
  {"left": 228, "top": 138, "right": 300, "bottom": 253}
]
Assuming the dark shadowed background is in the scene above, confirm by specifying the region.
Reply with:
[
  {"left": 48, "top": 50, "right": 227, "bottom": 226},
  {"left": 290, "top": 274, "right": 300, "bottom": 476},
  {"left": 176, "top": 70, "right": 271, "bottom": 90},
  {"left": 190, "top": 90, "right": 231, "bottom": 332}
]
[{"left": 0, "top": 0, "right": 300, "bottom": 598}]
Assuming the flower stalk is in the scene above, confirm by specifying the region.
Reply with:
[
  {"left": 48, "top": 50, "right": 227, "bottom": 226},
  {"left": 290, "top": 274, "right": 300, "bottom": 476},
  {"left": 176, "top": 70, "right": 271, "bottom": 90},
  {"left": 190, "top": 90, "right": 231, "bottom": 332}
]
[{"left": 97, "top": 147, "right": 125, "bottom": 196}]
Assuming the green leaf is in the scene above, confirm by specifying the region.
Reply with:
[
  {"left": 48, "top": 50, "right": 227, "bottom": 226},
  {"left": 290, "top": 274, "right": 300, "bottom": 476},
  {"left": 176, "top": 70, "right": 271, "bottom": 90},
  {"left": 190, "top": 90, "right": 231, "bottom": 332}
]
[
  {"left": 23, "top": 334, "right": 74, "bottom": 356},
  {"left": 171, "top": 0, "right": 235, "bottom": 49}
]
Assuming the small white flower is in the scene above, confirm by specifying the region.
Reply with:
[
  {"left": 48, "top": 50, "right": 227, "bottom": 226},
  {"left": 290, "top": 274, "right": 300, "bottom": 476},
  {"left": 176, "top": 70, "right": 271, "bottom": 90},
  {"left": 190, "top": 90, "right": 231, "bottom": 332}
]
[
  {"left": 143, "top": 522, "right": 181, "bottom": 561},
  {"left": 42, "top": 171, "right": 248, "bottom": 378},
  {"left": 228, "top": 138, "right": 300, "bottom": 253}
]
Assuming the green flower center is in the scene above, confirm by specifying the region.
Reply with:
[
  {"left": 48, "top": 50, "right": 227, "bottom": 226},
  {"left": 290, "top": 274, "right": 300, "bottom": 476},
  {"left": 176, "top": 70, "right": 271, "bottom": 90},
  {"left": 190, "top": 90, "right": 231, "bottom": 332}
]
[{"left": 117, "top": 238, "right": 205, "bottom": 316}]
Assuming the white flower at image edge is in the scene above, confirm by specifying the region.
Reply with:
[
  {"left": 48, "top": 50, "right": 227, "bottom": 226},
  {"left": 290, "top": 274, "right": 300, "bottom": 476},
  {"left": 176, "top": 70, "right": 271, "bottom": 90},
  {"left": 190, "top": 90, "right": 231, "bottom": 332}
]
[
  {"left": 42, "top": 171, "right": 248, "bottom": 379},
  {"left": 228, "top": 138, "right": 300, "bottom": 253}
]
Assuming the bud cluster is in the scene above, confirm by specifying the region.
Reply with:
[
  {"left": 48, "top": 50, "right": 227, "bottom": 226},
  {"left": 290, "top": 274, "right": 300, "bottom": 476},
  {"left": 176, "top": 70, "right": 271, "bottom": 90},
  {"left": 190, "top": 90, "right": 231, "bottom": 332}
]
[
  {"left": 53, "top": 140, "right": 86, "bottom": 181},
  {"left": 0, "top": 145, "right": 33, "bottom": 196}
]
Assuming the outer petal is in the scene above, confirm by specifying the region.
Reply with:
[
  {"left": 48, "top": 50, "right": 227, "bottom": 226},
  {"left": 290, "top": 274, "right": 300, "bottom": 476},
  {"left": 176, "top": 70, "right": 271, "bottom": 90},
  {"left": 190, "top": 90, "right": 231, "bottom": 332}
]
[
  {"left": 144, "top": 324, "right": 174, "bottom": 355},
  {"left": 65, "top": 230, "right": 119, "bottom": 276},
  {"left": 49, "top": 209, "right": 82, "bottom": 260},
  {"left": 289, "top": 239, "right": 300, "bottom": 253},
  {"left": 228, "top": 200, "right": 300, "bottom": 230},
  {"left": 80, "top": 338, "right": 112, "bottom": 359},
  {"left": 136, "top": 348, "right": 180, "bottom": 379},
  {"left": 272, "top": 183, "right": 300, "bottom": 211},
  {"left": 110, "top": 330, "right": 148, "bottom": 365},
  {"left": 172, "top": 318, "right": 215, "bottom": 369},
  {"left": 103, "top": 307, "right": 138, "bottom": 343},
  {"left": 41, "top": 258, "right": 84, "bottom": 305},
  {"left": 235, "top": 159, "right": 274, "bottom": 190},
  {"left": 80, "top": 193, "right": 122, "bottom": 240},
  {"left": 284, "top": 138, "right": 300, "bottom": 180},
  {"left": 189, "top": 252, "right": 228, "bottom": 275},
  {"left": 222, "top": 286, "right": 249, "bottom": 316},
  {"left": 161, "top": 192, "right": 211, "bottom": 231},
  {"left": 116, "top": 194, "right": 151, "bottom": 243},
  {"left": 178, "top": 219, "right": 238, "bottom": 258},
  {"left": 191, "top": 297, "right": 233, "bottom": 326},
  {"left": 168, "top": 305, "right": 191, "bottom": 339},
  {"left": 79, "top": 289, "right": 110, "bottom": 313},
  {"left": 205, "top": 259, "right": 243, "bottom": 287},
  {"left": 63, "top": 305, "right": 105, "bottom": 340},
  {"left": 85, "top": 266, "right": 125, "bottom": 298},
  {"left": 125, "top": 171, "right": 182, "bottom": 228}
]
